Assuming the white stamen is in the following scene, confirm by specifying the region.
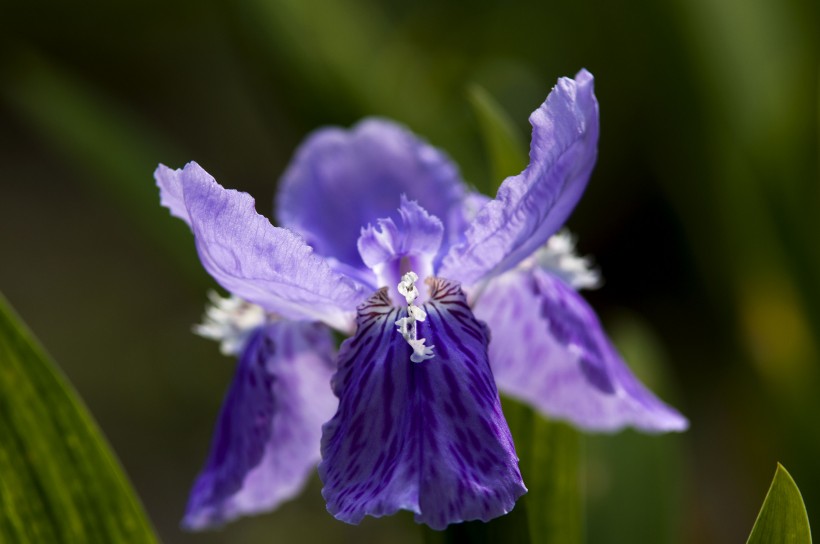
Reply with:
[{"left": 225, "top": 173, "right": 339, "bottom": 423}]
[
  {"left": 408, "top": 305, "right": 427, "bottom": 322},
  {"left": 408, "top": 338, "right": 435, "bottom": 363},
  {"left": 396, "top": 271, "right": 435, "bottom": 363},
  {"left": 395, "top": 316, "right": 413, "bottom": 337},
  {"left": 397, "top": 271, "right": 420, "bottom": 304},
  {"left": 534, "top": 230, "right": 601, "bottom": 290},
  {"left": 193, "top": 291, "right": 267, "bottom": 355}
]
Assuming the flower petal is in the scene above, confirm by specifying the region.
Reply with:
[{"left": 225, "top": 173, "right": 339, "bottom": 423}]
[
  {"left": 276, "top": 119, "right": 468, "bottom": 271},
  {"left": 473, "top": 267, "right": 688, "bottom": 433},
  {"left": 155, "top": 163, "right": 193, "bottom": 225},
  {"left": 319, "top": 279, "right": 526, "bottom": 530},
  {"left": 183, "top": 321, "right": 337, "bottom": 529},
  {"left": 358, "top": 197, "right": 444, "bottom": 295},
  {"left": 440, "top": 70, "right": 599, "bottom": 286},
  {"left": 357, "top": 196, "right": 443, "bottom": 270},
  {"left": 156, "top": 162, "right": 369, "bottom": 331}
]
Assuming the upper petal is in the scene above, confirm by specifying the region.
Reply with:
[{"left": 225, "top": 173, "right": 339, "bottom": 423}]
[
  {"left": 319, "top": 279, "right": 526, "bottom": 530},
  {"left": 357, "top": 196, "right": 443, "bottom": 271},
  {"left": 156, "top": 162, "right": 194, "bottom": 224},
  {"left": 357, "top": 197, "right": 444, "bottom": 299},
  {"left": 183, "top": 321, "right": 338, "bottom": 529},
  {"left": 156, "top": 162, "right": 369, "bottom": 331},
  {"left": 440, "top": 70, "right": 599, "bottom": 286},
  {"left": 276, "top": 119, "right": 468, "bottom": 271},
  {"left": 473, "top": 267, "right": 688, "bottom": 433}
]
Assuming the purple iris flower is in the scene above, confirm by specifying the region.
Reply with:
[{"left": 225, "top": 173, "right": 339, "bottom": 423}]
[{"left": 156, "top": 69, "right": 687, "bottom": 531}]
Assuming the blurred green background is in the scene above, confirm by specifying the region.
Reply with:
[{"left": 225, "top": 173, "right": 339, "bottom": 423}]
[{"left": 0, "top": 0, "right": 817, "bottom": 542}]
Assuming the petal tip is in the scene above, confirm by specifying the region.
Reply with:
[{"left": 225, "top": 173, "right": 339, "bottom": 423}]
[
  {"left": 574, "top": 68, "right": 595, "bottom": 85},
  {"left": 153, "top": 162, "right": 172, "bottom": 179},
  {"left": 655, "top": 409, "right": 690, "bottom": 433}
]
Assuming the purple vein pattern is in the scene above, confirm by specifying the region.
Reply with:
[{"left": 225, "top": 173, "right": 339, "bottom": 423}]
[
  {"left": 183, "top": 321, "right": 337, "bottom": 529},
  {"left": 320, "top": 279, "right": 525, "bottom": 530},
  {"left": 474, "top": 268, "right": 687, "bottom": 432}
]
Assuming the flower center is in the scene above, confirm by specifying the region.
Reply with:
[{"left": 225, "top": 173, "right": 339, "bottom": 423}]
[
  {"left": 356, "top": 196, "right": 444, "bottom": 305},
  {"left": 395, "top": 271, "right": 435, "bottom": 363}
]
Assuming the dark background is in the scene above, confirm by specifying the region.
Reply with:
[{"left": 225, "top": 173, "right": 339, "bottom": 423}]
[{"left": 0, "top": 0, "right": 817, "bottom": 542}]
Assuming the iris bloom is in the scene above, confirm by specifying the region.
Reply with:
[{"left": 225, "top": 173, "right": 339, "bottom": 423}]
[{"left": 156, "top": 70, "right": 687, "bottom": 531}]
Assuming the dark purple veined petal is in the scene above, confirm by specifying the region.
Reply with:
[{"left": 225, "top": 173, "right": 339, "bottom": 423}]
[
  {"left": 183, "top": 321, "right": 337, "bottom": 529},
  {"left": 155, "top": 162, "right": 369, "bottom": 331},
  {"left": 319, "top": 279, "right": 526, "bottom": 530},
  {"left": 473, "top": 267, "right": 688, "bottom": 433},
  {"left": 440, "top": 70, "right": 599, "bottom": 287},
  {"left": 276, "top": 119, "right": 468, "bottom": 272}
]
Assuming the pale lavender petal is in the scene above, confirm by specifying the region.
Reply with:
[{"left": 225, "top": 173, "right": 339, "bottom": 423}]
[
  {"left": 156, "top": 162, "right": 369, "bottom": 331},
  {"left": 276, "top": 119, "right": 467, "bottom": 271},
  {"left": 155, "top": 164, "right": 192, "bottom": 224},
  {"left": 357, "top": 197, "right": 444, "bottom": 291},
  {"left": 183, "top": 321, "right": 337, "bottom": 529},
  {"left": 319, "top": 279, "right": 526, "bottom": 530},
  {"left": 357, "top": 196, "right": 443, "bottom": 270},
  {"left": 440, "top": 70, "right": 599, "bottom": 286},
  {"left": 473, "top": 267, "right": 688, "bottom": 433}
]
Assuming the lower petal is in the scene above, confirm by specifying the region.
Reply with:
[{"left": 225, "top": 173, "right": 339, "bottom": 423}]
[
  {"left": 183, "top": 321, "right": 337, "bottom": 529},
  {"left": 474, "top": 268, "right": 688, "bottom": 433},
  {"left": 319, "top": 279, "right": 526, "bottom": 530}
]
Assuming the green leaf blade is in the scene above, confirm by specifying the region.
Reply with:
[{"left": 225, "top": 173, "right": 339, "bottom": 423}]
[
  {"left": 503, "top": 397, "right": 582, "bottom": 544},
  {"left": 747, "top": 464, "right": 812, "bottom": 544},
  {"left": 525, "top": 416, "right": 582, "bottom": 544},
  {"left": 0, "top": 293, "right": 159, "bottom": 544},
  {"left": 467, "top": 84, "right": 529, "bottom": 196}
]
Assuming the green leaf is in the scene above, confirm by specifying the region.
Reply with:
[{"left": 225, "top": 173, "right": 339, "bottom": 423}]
[
  {"left": 504, "top": 398, "right": 582, "bottom": 544},
  {"left": 525, "top": 415, "right": 582, "bottom": 544},
  {"left": 747, "top": 464, "right": 812, "bottom": 544},
  {"left": 0, "top": 292, "right": 159, "bottom": 543},
  {"left": 467, "top": 84, "right": 529, "bottom": 196}
]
